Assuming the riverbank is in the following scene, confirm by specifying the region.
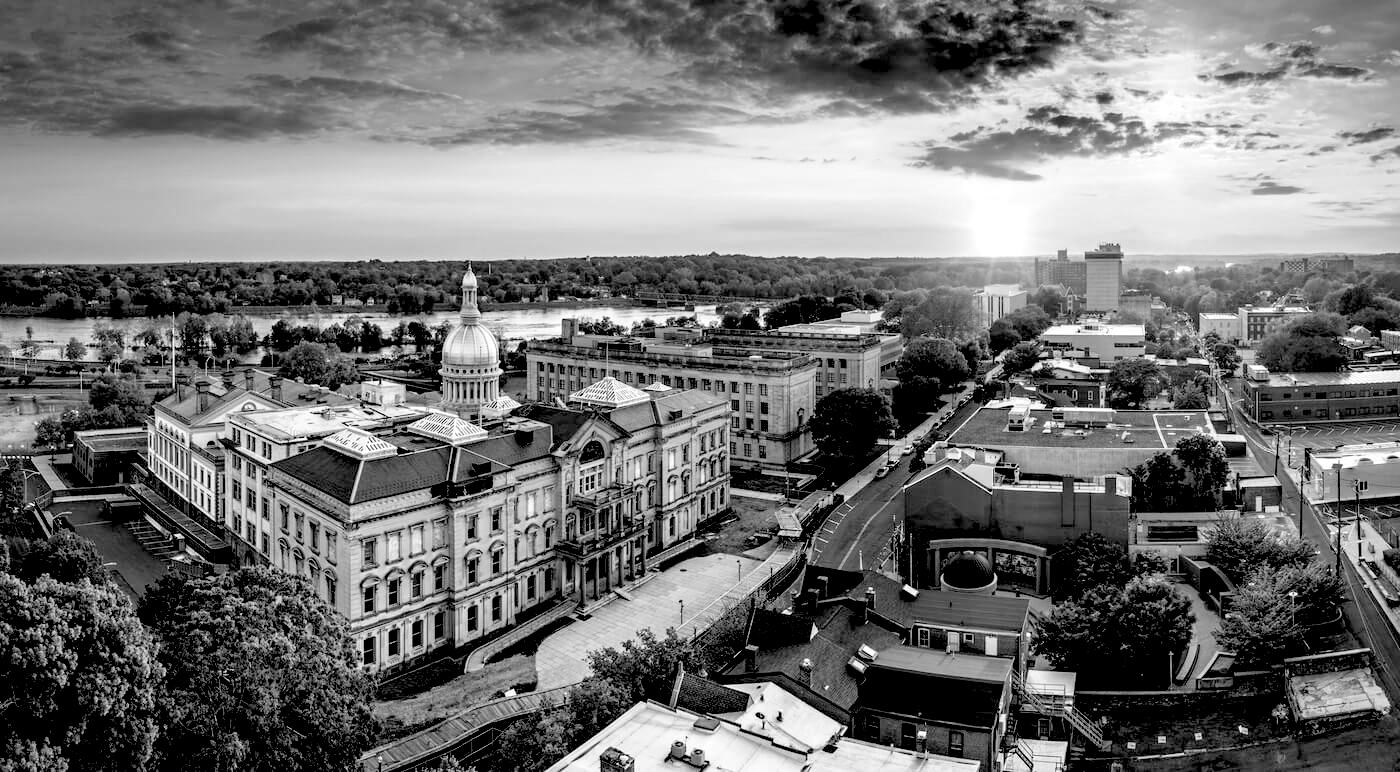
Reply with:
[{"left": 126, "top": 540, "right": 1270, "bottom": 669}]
[{"left": 0, "top": 297, "right": 649, "bottom": 320}]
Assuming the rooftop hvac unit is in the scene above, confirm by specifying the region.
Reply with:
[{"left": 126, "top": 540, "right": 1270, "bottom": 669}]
[
  {"left": 847, "top": 657, "right": 868, "bottom": 675},
  {"left": 856, "top": 644, "right": 879, "bottom": 662}
]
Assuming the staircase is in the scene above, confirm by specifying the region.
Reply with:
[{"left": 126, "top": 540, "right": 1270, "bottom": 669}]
[
  {"left": 999, "top": 715, "right": 1043, "bottom": 771},
  {"left": 1012, "top": 673, "right": 1110, "bottom": 751},
  {"left": 126, "top": 521, "right": 180, "bottom": 560}
]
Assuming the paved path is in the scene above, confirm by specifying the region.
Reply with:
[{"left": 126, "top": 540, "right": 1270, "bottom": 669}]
[
  {"left": 65, "top": 499, "right": 167, "bottom": 602},
  {"left": 533, "top": 548, "right": 796, "bottom": 689},
  {"left": 730, "top": 488, "right": 786, "bottom": 502}
]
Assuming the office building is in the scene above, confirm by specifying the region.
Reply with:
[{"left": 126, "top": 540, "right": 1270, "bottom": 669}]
[
  {"left": 1196, "top": 305, "right": 1313, "bottom": 345},
  {"left": 72, "top": 427, "right": 146, "bottom": 486},
  {"left": 1039, "top": 321, "right": 1145, "bottom": 364},
  {"left": 528, "top": 322, "right": 817, "bottom": 470},
  {"left": 266, "top": 377, "right": 730, "bottom": 672},
  {"left": 1033, "top": 249, "right": 1087, "bottom": 296},
  {"left": 973, "top": 285, "right": 1029, "bottom": 327},
  {"left": 1083, "top": 243, "right": 1123, "bottom": 312},
  {"left": 1279, "top": 256, "right": 1355, "bottom": 273},
  {"left": 705, "top": 322, "right": 901, "bottom": 399},
  {"left": 1240, "top": 370, "right": 1400, "bottom": 424}
]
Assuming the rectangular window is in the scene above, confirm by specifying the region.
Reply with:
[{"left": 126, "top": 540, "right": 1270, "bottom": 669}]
[
  {"left": 491, "top": 595, "right": 502, "bottom": 622},
  {"left": 246, "top": 490, "right": 256, "bottom": 510},
  {"left": 261, "top": 533, "right": 269, "bottom": 555},
  {"left": 387, "top": 531, "right": 402, "bottom": 562},
  {"left": 309, "top": 522, "right": 320, "bottom": 553},
  {"left": 745, "top": 382, "right": 753, "bottom": 394},
  {"left": 362, "top": 638, "right": 375, "bottom": 665},
  {"left": 388, "top": 628, "right": 400, "bottom": 657},
  {"left": 433, "top": 611, "right": 445, "bottom": 640},
  {"left": 410, "top": 570, "right": 423, "bottom": 599},
  {"left": 361, "top": 538, "right": 377, "bottom": 567},
  {"left": 467, "top": 558, "right": 479, "bottom": 584},
  {"left": 466, "top": 514, "right": 478, "bottom": 540},
  {"left": 760, "top": 402, "right": 769, "bottom": 414},
  {"left": 743, "top": 443, "right": 752, "bottom": 456},
  {"left": 467, "top": 605, "right": 479, "bottom": 631},
  {"left": 744, "top": 400, "right": 753, "bottom": 412},
  {"left": 325, "top": 531, "right": 337, "bottom": 562},
  {"left": 387, "top": 578, "right": 400, "bottom": 606},
  {"left": 491, "top": 508, "right": 503, "bottom": 533},
  {"left": 294, "top": 512, "right": 304, "bottom": 542},
  {"left": 949, "top": 731, "right": 964, "bottom": 756},
  {"left": 730, "top": 399, "right": 740, "bottom": 411},
  {"left": 361, "top": 585, "right": 376, "bottom": 614},
  {"left": 411, "top": 620, "right": 423, "bottom": 649},
  {"left": 410, "top": 524, "right": 424, "bottom": 555},
  {"left": 760, "top": 420, "right": 769, "bottom": 432},
  {"left": 433, "top": 563, "right": 446, "bottom": 591},
  {"left": 758, "top": 445, "right": 767, "bottom": 459},
  {"left": 232, "top": 480, "right": 242, "bottom": 501},
  {"left": 527, "top": 574, "right": 537, "bottom": 600},
  {"left": 325, "top": 575, "right": 336, "bottom": 605},
  {"left": 759, "top": 384, "right": 768, "bottom": 396},
  {"left": 432, "top": 518, "right": 446, "bottom": 549}
]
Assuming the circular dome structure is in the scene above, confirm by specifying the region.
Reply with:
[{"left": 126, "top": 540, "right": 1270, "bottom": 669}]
[
  {"left": 439, "top": 262, "right": 501, "bottom": 419},
  {"left": 442, "top": 322, "right": 499, "bottom": 367},
  {"left": 939, "top": 551, "right": 997, "bottom": 595}
]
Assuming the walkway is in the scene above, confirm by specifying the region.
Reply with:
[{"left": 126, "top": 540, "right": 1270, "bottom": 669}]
[
  {"left": 533, "top": 547, "right": 797, "bottom": 690},
  {"left": 1178, "top": 581, "right": 1221, "bottom": 688}
]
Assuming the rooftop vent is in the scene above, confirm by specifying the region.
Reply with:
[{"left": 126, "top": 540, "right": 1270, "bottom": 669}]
[{"left": 856, "top": 644, "right": 878, "bottom": 662}]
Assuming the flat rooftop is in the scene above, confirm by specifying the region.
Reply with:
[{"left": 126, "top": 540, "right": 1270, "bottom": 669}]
[
  {"left": 1247, "top": 370, "right": 1400, "bottom": 388},
  {"left": 950, "top": 407, "right": 1214, "bottom": 450},
  {"left": 870, "top": 648, "right": 1013, "bottom": 683},
  {"left": 75, "top": 429, "right": 147, "bottom": 453},
  {"left": 1043, "top": 323, "right": 1146, "bottom": 336},
  {"left": 545, "top": 700, "right": 977, "bottom": 772},
  {"left": 1288, "top": 668, "right": 1390, "bottom": 722},
  {"left": 232, "top": 404, "right": 418, "bottom": 441}
]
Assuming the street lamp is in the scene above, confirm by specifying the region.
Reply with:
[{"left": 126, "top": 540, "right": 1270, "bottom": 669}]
[
  {"left": 678, "top": 599, "right": 685, "bottom": 625},
  {"left": 736, "top": 559, "right": 742, "bottom": 582},
  {"left": 1288, "top": 590, "right": 1298, "bottom": 625}
]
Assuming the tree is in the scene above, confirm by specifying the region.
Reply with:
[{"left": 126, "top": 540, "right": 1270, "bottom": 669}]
[
  {"left": 1256, "top": 313, "right": 1347, "bottom": 372},
  {"left": 1204, "top": 512, "right": 1316, "bottom": 584},
  {"left": 140, "top": 568, "right": 378, "bottom": 772},
  {"left": 1210, "top": 342, "right": 1241, "bottom": 376},
  {"left": 1125, "top": 452, "right": 1188, "bottom": 512},
  {"left": 1004, "top": 305, "right": 1052, "bottom": 341},
  {"left": 0, "top": 574, "right": 162, "bottom": 772},
  {"left": 899, "top": 288, "right": 979, "bottom": 340},
  {"left": 1173, "top": 435, "right": 1228, "bottom": 509},
  {"left": 1213, "top": 563, "right": 1343, "bottom": 667},
  {"left": 575, "top": 317, "right": 627, "bottom": 336},
  {"left": 810, "top": 388, "right": 897, "bottom": 467},
  {"left": 1034, "top": 575, "right": 1195, "bottom": 688},
  {"left": 1001, "top": 341, "right": 1042, "bottom": 376},
  {"left": 65, "top": 336, "right": 86, "bottom": 364},
  {"left": 586, "top": 626, "right": 711, "bottom": 704},
  {"left": 898, "top": 337, "right": 970, "bottom": 386},
  {"left": 279, "top": 342, "right": 359, "bottom": 390},
  {"left": 88, "top": 373, "right": 149, "bottom": 423},
  {"left": 1170, "top": 383, "right": 1208, "bottom": 409},
  {"left": 494, "top": 679, "right": 631, "bottom": 772},
  {"left": 1050, "top": 532, "right": 1163, "bottom": 602},
  {"left": 6, "top": 530, "right": 109, "bottom": 586},
  {"left": 763, "top": 295, "right": 841, "bottom": 329},
  {"left": 1106, "top": 359, "right": 1163, "bottom": 409},
  {"left": 1029, "top": 285, "right": 1068, "bottom": 316},
  {"left": 988, "top": 319, "right": 1021, "bottom": 354}
]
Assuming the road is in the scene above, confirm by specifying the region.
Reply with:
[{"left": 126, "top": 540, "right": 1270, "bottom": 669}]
[
  {"left": 810, "top": 389, "right": 984, "bottom": 575},
  {"left": 1234, "top": 410, "right": 1400, "bottom": 705}
]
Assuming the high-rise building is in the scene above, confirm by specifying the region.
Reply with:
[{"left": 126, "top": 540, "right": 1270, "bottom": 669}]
[
  {"left": 1033, "top": 249, "right": 1087, "bottom": 296},
  {"left": 1083, "top": 243, "right": 1123, "bottom": 312},
  {"left": 440, "top": 263, "right": 502, "bottom": 421}
]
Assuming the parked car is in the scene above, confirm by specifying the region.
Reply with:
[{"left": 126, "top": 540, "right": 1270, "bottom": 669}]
[{"left": 875, "top": 465, "right": 890, "bottom": 479}]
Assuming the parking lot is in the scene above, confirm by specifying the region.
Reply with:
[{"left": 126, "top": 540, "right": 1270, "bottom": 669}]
[{"left": 1269, "top": 420, "right": 1400, "bottom": 450}]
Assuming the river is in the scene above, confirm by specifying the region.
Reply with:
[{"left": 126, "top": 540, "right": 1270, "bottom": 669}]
[{"left": 0, "top": 304, "right": 720, "bottom": 363}]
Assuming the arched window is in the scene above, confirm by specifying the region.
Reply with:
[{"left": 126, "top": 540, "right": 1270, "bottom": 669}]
[
  {"left": 579, "top": 440, "right": 605, "bottom": 464},
  {"left": 681, "top": 473, "right": 690, "bottom": 495},
  {"left": 544, "top": 523, "right": 555, "bottom": 548},
  {"left": 490, "top": 543, "right": 505, "bottom": 575}
]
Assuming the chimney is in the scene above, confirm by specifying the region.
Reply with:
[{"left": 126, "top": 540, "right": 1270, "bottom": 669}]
[
  {"left": 798, "top": 658, "right": 813, "bottom": 688},
  {"left": 817, "top": 575, "right": 829, "bottom": 599},
  {"left": 244, "top": 368, "right": 255, "bottom": 392},
  {"left": 865, "top": 586, "right": 876, "bottom": 612},
  {"left": 269, "top": 375, "right": 283, "bottom": 402},
  {"left": 175, "top": 372, "right": 190, "bottom": 402},
  {"left": 745, "top": 644, "right": 759, "bottom": 673},
  {"left": 221, "top": 371, "right": 235, "bottom": 392},
  {"left": 195, "top": 378, "right": 212, "bottom": 413}
]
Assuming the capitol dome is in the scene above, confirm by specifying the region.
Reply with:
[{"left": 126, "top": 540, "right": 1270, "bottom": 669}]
[
  {"left": 442, "top": 320, "right": 499, "bottom": 367},
  {"left": 940, "top": 551, "right": 997, "bottom": 595},
  {"left": 439, "top": 262, "right": 501, "bottom": 419}
]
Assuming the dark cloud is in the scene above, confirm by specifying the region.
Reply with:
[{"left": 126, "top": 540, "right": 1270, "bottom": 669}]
[
  {"left": 910, "top": 106, "right": 1215, "bottom": 180},
  {"left": 1202, "top": 38, "right": 1373, "bottom": 85},
  {"left": 1339, "top": 127, "right": 1395, "bottom": 145},
  {"left": 420, "top": 95, "right": 751, "bottom": 146},
  {"left": 100, "top": 103, "right": 329, "bottom": 139},
  {"left": 1371, "top": 145, "right": 1400, "bottom": 163},
  {"left": 1251, "top": 180, "right": 1304, "bottom": 195},
  {"left": 254, "top": 0, "right": 1082, "bottom": 111},
  {"left": 237, "top": 74, "right": 465, "bottom": 104}
]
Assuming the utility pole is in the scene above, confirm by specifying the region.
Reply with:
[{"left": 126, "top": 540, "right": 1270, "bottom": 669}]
[
  {"left": 1272, "top": 432, "right": 1280, "bottom": 476},
  {"left": 1356, "top": 479, "right": 1367, "bottom": 563},
  {"left": 1335, "top": 465, "right": 1343, "bottom": 575}
]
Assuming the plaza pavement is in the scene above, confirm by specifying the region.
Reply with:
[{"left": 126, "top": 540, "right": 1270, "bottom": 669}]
[{"left": 534, "top": 547, "right": 797, "bottom": 690}]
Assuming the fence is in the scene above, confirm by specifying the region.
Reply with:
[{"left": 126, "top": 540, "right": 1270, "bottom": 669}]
[{"left": 692, "top": 546, "right": 805, "bottom": 659}]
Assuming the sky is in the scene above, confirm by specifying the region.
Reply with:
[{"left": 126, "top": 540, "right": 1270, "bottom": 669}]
[{"left": 1, "top": 0, "right": 1399, "bottom": 262}]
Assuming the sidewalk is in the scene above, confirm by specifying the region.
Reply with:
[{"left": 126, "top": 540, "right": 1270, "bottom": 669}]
[
  {"left": 533, "top": 546, "right": 797, "bottom": 690},
  {"left": 834, "top": 385, "right": 972, "bottom": 501}
]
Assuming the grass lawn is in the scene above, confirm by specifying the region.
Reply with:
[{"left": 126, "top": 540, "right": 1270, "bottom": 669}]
[
  {"left": 706, "top": 495, "right": 779, "bottom": 556},
  {"left": 373, "top": 654, "right": 537, "bottom": 740}
]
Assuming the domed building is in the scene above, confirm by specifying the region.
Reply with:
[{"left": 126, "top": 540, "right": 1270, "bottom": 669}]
[
  {"left": 939, "top": 550, "right": 998, "bottom": 595},
  {"left": 440, "top": 263, "right": 501, "bottom": 420}
]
